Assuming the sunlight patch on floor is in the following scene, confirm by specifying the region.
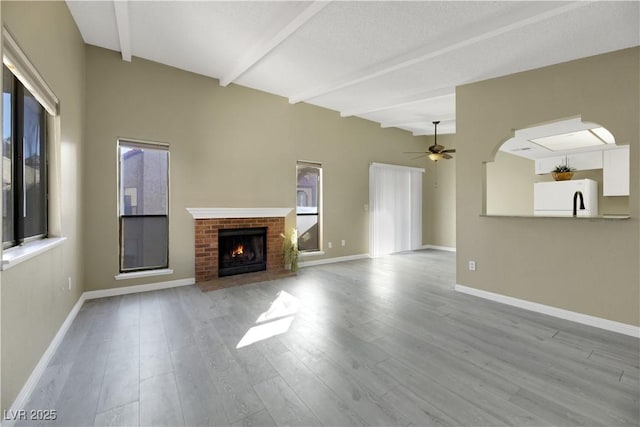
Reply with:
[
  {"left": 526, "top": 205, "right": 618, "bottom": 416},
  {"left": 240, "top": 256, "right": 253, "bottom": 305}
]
[
  {"left": 256, "top": 290, "right": 300, "bottom": 323},
  {"left": 236, "top": 290, "right": 299, "bottom": 349}
]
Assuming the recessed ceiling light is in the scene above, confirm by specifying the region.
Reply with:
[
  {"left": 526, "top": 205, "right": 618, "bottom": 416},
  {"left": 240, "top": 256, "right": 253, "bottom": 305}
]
[{"left": 530, "top": 130, "right": 606, "bottom": 151}]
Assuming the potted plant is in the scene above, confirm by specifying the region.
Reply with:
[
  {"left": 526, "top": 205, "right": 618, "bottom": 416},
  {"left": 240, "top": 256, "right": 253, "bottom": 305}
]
[
  {"left": 551, "top": 164, "right": 575, "bottom": 181},
  {"left": 281, "top": 228, "right": 299, "bottom": 272}
]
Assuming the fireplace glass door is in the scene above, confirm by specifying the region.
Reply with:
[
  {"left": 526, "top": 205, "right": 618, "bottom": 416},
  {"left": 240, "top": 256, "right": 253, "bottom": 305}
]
[{"left": 218, "top": 227, "right": 267, "bottom": 277}]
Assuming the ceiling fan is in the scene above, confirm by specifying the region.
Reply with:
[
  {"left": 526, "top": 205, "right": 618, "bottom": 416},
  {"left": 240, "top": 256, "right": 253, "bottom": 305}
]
[{"left": 405, "top": 121, "right": 455, "bottom": 161}]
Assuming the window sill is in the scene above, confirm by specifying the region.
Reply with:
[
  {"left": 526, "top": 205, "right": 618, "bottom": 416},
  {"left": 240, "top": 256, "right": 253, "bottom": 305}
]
[
  {"left": 114, "top": 268, "right": 174, "bottom": 281},
  {"left": 299, "top": 251, "right": 325, "bottom": 258},
  {"left": 2, "top": 237, "right": 67, "bottom": 270}
]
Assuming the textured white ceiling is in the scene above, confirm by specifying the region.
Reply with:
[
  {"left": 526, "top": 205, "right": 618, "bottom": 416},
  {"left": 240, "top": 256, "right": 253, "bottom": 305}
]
[{"left": 66, "top": 1, "right": 640, "bottom": 136}]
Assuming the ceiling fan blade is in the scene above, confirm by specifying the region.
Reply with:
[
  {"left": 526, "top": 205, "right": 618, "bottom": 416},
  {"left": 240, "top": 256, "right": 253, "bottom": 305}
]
[
  {"left": 441, "top": 148, "right": 456, "bottom": 153},
  {"left": 442, "top": 153, "right": 453, "bottom": 159},
  {"left": 403, "top": 151, "right": 428, "bottom": 154},
  {"left": 410, "top": 154, "right": 427, "bottom": 160}
]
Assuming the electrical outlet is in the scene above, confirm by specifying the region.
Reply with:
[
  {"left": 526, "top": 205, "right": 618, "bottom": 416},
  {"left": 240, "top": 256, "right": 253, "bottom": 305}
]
[
  {"left": 363, "top": 204, "right": 369, "bottom": 212},
  {"left": 341, "top": 240, "right": 346, "bottom": 246},
  {"left": 68, "top": 277, "right": 72, "bottom": 290},
  {"left": 327, "top": 241, "right": 332, "bottom": 249},
  {"left": 468, "top": 261, "right": 476, "bottom": 271}
]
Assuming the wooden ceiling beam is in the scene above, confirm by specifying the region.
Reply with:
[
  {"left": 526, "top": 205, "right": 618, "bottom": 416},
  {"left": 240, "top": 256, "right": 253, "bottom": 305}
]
[
  {"left": 380, "top": 115, "right": 456, "bottom": 129},
  {"left": 220, "top": 1, "right": 330, "bottom": 87},
  {"left": 289, "top": 2, "right": 588, "bottom": 104},
  {"left": 340, "top": 87, "right": 454, "bottom": 118},
  {"left": 113, "top": 0, "right": 132, "bottom": 62}
]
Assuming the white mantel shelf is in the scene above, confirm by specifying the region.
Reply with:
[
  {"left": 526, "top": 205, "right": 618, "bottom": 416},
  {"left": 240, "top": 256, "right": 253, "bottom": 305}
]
[{"left": 187, "top": 207, "right": 293, "bottom": 219}]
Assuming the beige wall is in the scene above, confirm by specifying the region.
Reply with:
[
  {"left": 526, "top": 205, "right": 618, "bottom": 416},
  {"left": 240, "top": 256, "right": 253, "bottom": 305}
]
[
  {"left": 83, "top": 46, "right": 431, "bottom": 291},
  {"left": 457, "top": 47, "right": 639, "bottom": 326},
  {"left": 1, "top": 1, "right": 85, "bottom": 410},
  {"left": 424, "top": 134, "right": 456, "bottom": 248}
]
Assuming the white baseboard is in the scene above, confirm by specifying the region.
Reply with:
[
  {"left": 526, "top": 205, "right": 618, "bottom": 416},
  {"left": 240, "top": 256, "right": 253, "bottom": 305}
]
[
  {"left": 422, "top": 244, "right": 456, "bottom": 252},
  {"left": 5, "top": 277, "right": 195, "bottom": 427},
  {"left": 455, "top": 284, "right": 639, "bottom": 338},
  {"left": 84, "top": 277, "right": 195, "bottom": 300},
  {"left": 299, "top": 253, "right": 369, "bottom": 268}
]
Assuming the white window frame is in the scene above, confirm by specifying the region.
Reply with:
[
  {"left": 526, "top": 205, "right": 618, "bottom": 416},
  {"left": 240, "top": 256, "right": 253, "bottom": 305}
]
[
  {"left": 1, "top": 27, "right": 63, "bottom": 270},
  {"left": 117, "top": 138, "right": 171, "bottom": 275},
  {"left": 296, "top": 161, "right": 322, "bottom": 253}
]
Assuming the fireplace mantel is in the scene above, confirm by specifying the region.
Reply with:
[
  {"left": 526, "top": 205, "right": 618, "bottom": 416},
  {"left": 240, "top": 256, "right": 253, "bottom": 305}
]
[{"left": 186, "top": 207, "right": 292, "bottom": 219}]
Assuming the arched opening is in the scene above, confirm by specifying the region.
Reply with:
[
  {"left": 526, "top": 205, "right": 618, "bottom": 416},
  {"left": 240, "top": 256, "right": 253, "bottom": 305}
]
[{"left": 484, "top": 117, "right": 629, "bottom": 217}]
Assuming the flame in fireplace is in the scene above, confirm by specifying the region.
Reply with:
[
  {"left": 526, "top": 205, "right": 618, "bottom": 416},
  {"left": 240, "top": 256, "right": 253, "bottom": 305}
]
[{"left": 232, "top": 244, "right": 244, "bottom": 257}]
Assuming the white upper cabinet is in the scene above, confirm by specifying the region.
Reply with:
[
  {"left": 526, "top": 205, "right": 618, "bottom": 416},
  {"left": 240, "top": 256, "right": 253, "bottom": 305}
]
[
  {"left": 569, "top": 151, "right": 605, "bottom": 171},
  {"left": 535, "top": 151, "right": 603, "bottom": 175},
  {"left": 603, "top": 145, "right": 630, "bottom": 196}
]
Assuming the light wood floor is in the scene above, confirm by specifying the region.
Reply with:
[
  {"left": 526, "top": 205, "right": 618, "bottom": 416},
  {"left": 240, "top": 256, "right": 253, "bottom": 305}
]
[{"left": 18, "top": 250, "right": 639, "bottom": 426}]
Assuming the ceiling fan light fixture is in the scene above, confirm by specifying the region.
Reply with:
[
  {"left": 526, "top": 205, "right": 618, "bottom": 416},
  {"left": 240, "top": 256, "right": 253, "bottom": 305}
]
[
  {"left": 404, "top": 119, "right": 454, "bottom": 161},
  {"left": 429, "top": 121, "right": 442, "bottom": 161}
]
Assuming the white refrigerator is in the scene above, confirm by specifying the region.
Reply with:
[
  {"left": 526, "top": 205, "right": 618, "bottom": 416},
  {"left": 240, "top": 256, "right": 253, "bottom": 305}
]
[{"left": 534, "top": 179, "right": 598, "bottom": 217}]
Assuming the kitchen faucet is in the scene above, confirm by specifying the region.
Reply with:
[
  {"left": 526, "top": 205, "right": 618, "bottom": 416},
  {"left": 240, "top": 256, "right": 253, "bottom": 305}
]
[{"left": 573, "top": 191, "right": 585, "bottom": 217}]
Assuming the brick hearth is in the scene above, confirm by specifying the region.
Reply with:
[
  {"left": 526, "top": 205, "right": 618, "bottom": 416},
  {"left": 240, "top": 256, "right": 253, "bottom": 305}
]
[{"left": 194, "top": 217, "right": 285, "bottom": 282}]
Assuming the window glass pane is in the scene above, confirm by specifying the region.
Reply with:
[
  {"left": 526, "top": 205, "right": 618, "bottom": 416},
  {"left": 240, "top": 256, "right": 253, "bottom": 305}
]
[
  {"left": 296, "top": 165, "right": 319, "bottom": 214},
  {"left": 297, "top": 214, "right": 319, "bottom": 251},
  {"left": 22, "top": 89, "right": 46, "bottom": 238},
  {"left": 3, "top": 66, "right": 14, "bottom": 244},
  {"left": 296, "top": 163, "right": 320, "bottom": 251},
  {"left": 121, "top": 216, "right": 168, "bottom": 271},
  {"left": 119, "top": 141, "right": 169, "bottom": 272},
  {"left": 120, "top": 147, "right": 168, "bottom": 215}
]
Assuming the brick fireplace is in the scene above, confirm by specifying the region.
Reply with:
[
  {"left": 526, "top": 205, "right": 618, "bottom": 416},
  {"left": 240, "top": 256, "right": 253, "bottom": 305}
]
[{"left": 187, "top": 208, "right": 291, "bottom": 283}]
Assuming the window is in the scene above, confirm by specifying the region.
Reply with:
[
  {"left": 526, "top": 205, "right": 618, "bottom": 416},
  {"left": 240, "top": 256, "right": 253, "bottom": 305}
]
[
  {"left": 296, "top": 161, "right": 321, "bottom": 252},
  {"left": 2, "top": 64, "right": 47, "bottom": 248},
  {"left": 118, "top": 139, "right": 169, "bottom": 272}
]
